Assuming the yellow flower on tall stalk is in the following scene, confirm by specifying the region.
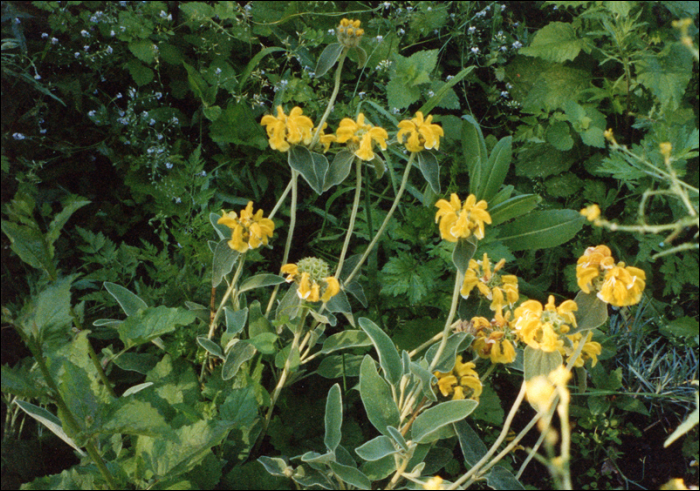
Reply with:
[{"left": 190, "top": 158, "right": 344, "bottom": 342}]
[
  {"left": 433, "top": 355, "right": 482, "bottom": 401},
  {"left": 397, "top": 111, "right": 445, "bottom": 153},
  {"left": 559, "top": 331, "right": 601, "bottom": 368},
  {"left": 460, "top": 253, "right": 519, "bottom": 313},
  {"left": 435, "top": 193, "right": 491, "bottom": 242},
  {"left": 580, "top": 204, "right": 601, "bottom": 222},
  {"left": 470, "top": 311, "right": 518, "bottom": 364},
  {"left": 525, "top": 365, "right": 571, "bottom": 413},
  {"left": 260, "top": 106, "right": 314, "bottom": 152},
  {"left": 598, "top": 262, "right": 646, "bottom": 307},
  {"left": 576, "top": 245, "right": 646, "bottom": 306},
  {"left": 513, "top": 295, "right": 577, "bottom": 352},
  {"left": 218, "top": 202, "right": 275, "bottom": 253},
  {"left": 336, "top": 18, "right": 364, "bottom": 48},
  {"left": 315, "top": 122, "right": 336, "bottom": 152},
  {"left": 281, "top": 257, "right": 340, "bottom": 303},
  {"left": 335, "top": 113, "right": 388, "bottom": 161}
]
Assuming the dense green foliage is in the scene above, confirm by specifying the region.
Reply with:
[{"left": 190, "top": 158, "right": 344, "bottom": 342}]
[{"left": 1, "top": 1, "right": 698, "bottom": 490}]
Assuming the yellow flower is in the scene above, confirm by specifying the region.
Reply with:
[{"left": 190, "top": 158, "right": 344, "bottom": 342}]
[
  {"left": 423, "top": 476, "right": 444, "bottom": 490},
  {"left": 513, "top": 296, "right": 577, "bottom": 352},
  {"left": 260, "top": 106, "right": 314, "bottom": 152},
  {"left": 604, "top": 128, "right": 616, "bottom": 144},
  {"left": 460, "top": 254, "right": 519, "bottom": 314},
  {"left": 434, "top": 356, "right": 482, "bottom": 401},
  {"left": 397, "top": 111, "right": 445, "bottom": 152},
  {"left": 597, "top": 262, "right": 646, "bottom": 307},
  {"left": 660, "top": 478, "right": 690, "bottom": 490},
  {"left": 337, "top": 18, "right": 364, "bottom": 47},
  {"left": 525, "top": 365, "right": 571, "bottom": 413},
  {"left": 560, "top": 332, "right": 601, "bottom": 368},
  {"left": 335, "top": 113, "right": 388, "bottom": 161},
  {"left": 576, "top": 245, "right": 616, "bottom": 293},
  {"left": 218, "top": 202, "right": 275, "bottom": 253},
  {"left": 580, "top": 204, "right": 601, "bottom": 222},
  {"left": 281, "top": 257, "right": 340, "bottom": 303},
  {"left": 660, "top": 142, "right": 672, "bottom": 159},
  {"left": 435, "top": 193, "right": 491, "bottom": 242},
  {"left": 315, "top": 122, "right": 337, "bottom": 152}
]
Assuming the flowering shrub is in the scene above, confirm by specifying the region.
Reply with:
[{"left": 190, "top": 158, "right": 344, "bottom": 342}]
[{"left": 1, "top": 3, "right": 697, "bottom": 491}]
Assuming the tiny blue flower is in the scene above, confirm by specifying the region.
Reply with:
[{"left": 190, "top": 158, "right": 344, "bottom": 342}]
[{"left": 13, "top": 133, "right": 25, "bottom": 140}]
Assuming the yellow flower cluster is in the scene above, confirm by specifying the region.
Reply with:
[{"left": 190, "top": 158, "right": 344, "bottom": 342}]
[
  {"left": 281, "top": 257, "right": 340, "bottom": 303},
  {"left": 460, "top": 253, "right": 519, "bottom": 314},
  {"left": 580, "top": 203, "right": 601, "bottom": 222},
  {"left": 576, "top": 245, "right": 646, "bottom": 307},
  {"left": 260, "top": 109, "right": 443, "bottom": 163},
  {"left": 435, "top": 193, "right": 492, "bottom": 242},
  {"left": 217, "top": 202, "right": 275, "bottom": 253},
  {"left": 336, "top": 113, "right": 388, "bottom": 161},
  {"left": 513, "top": 295, "right": 577, "bottom": 353},
  {"left": 397, "top": 111, "right": 445, "bottom": 153},
  {"left": 433, "top": 355, "right": 482, "bottom": 401},
  {"left": 336, "top": 18, "right": 364, "bottom": 48},
  {"left": 423, "top": 476, "right": 444, "bottom": 490},
  {"left": 261, "top": 106, "right": 314, "bottom": 152},
  {"left": 470, "top": 314, "right": 517, "bottom": 364}
]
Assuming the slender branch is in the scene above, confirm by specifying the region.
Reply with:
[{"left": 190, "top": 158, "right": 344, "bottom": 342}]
[
  {"left": 335, "top": 159, "right": 363, "bottom": 279},
  {"left": 429, "top": 270, "right": 464, "bottom": 371}
]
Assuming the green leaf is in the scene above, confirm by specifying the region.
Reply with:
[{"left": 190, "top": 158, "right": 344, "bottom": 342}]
[
  {"left": 411, "top": 400, "right": 478, "bottom": 443},
  {"left": 661, "top": 316, "right": 700, "bottom": 339},
  {"left": 317, "top": 354, "right": 364, "bottom": 379},
  {"left": 223, "top": 307, "right": 249, "bottom": 344},
  {"left": 497, "top": 210, "right": 584, "bottom": 251},
  {"left": 183, "top": 61, "right": 208, "bottom": 100},
  {"left": 359, "top": 355, "right": 400, "bottom": 436},
  {"left": 222, "top": 341, "right": 257, "bottom": 380},
  {"left": 326, "top": 290, "right": 353, "bottom": 316},
  {"left": 46, "top": 199, "right": 90, "bottom": 248},
  {"left": 14, "top": 400, "right": 86, "bottom": 457},
  {"left": 276, "top": 283, "right": 302, "bottom": 322},
  {"left": 546, "top": 122, "right": 574, "bottom": 151},
  {"left": 23, "top": 275, "right": 74, "bottom": 344},
  {"left": 569, "top": 291, "right": 608, "bottom": 334},
  {"left": 478, "top": 136, "right": 512, "bottom": 203},
  {"left": 104, "top": 282, "right": 148, "bottom": 316},
  {"left": 486, "top": 466, "right": 526, "bottom": 490},
  {"left": 386, "top": 78, "right": 421, "bottom": 110},
  {"left": 129, "top": 39, "right": 158, "bottom": 64},
  {"left": 197, "top": 336, "right": 224, "bottom": 359},
  {"left": 101, "top": 399, "right": 171, "bottom": 439},
  {"left": 417, "top": 150, "right": 440, "bottom": 194},
  {"left": 453, "top": 419, "right": 488, "bottom": 467},
  {"left": 329, "top": 462, "right": 371, "bottom": 490},
  {"left": 220, "top": 387, "right": 258, "bottom": 427},
  {"left": 210, "top": 212, "right": 230, "bottom": 240},
  {"left": 461, "top": 115, "right": 487, "bottom": 193},
  {"left": 637, "top": 43, "right": 694, "bottom": 110},
  {"left": 352, "top": 46, "right": 367, "bottom": 68},
  {"left": 239, "top": 274, "right": 286, "bottom": 293},
  {"left": 212, "top": 240, "right": 239, "bottom": 287},
  {"left": 519, "top": 22, "right": 584, "bottom": 63},
  {"left": 380, "top": 252, "right": 441, "bottom": 304},
  {"left": 419, "top": 66, "right": 475, "bottom": 116},
  {"left": 489, "top": 194, "right": 541, "bottom": 226},
  {"left": 320, "top": 330, "right": 372, "bottom": 354},
  {"left": 126, "top": 59, "right": 154, "bottom": 86},
  {"left": 324, "top": 384, "right": 343, "bottom": 452},
  {"left": 203, "top": 105, "right": 222, "bottom": 121},
  {"left": 544, "top": 174, "right": 583, "bottom": 198},
  {"left": 1, "top": 220, "right": 55, "bottom": 278},
  {"left": 315, "top": 43, "right": 344, "bottom": 78},
  {"left": 210, "top": 102, "right": 268, "bottom": 149},
  {"left": 118, "top": 306, "right": 197, "bottom": 348},
  {"left": 248, "top": 300, "right": 275, "bottom": 338},
  {"left": 324, "top": 150, "right": 355, "bottom": 191},
  {"left": 358, "top": 317, "right": 403, "bottom": 387},
  {"left": 289, "top": 146, "right": 329, "bottom": 195},
  {"left": 238, "top": 47, "right": 286, "bottom": 93},
  {"left": 275, "top": 343, "right": 300, "bottom": 370},
  {"left": 523, "top": 346, "right": 562, "bottom": 381},
  {"left": 355, "top": 435, "right": 400, "bottom": 461},
  {"left": 409, "top": 362, "right": 438, "bottom": 402},
  {"left": 247, "top": 332, "right": 278, "bottom": 355},
  {"left": 452, "top": 236, "right": 477, "bottom": 276},
  {"left": 1, "top": 364, "right": 46, "bottom": 399},
  {"left": 258, "top": 456, "right": 290, "bottom": 477}
]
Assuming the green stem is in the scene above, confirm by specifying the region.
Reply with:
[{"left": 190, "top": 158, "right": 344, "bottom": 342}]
[
  {"left": 268, "top": 179, "right": 293, "bottom": 220},
  {"left": 254, "top": 308, "right": 308, "bottom": 455},
  {"left": 266, "top": 171, "right": 299, "bottom": 317},
  {"left": 335, "top": 159, "right": 363, "bottom": 279},
  {"left": 344, "top": 152, "right": 416, "bottom": 285},
  {"left": 429, "top": 270, "right": 464, "bottom": 371},
  {"left": 310, "top": 49, "right": 348, "bottom": 151},
  {"left": 208, "top": 253, "right": 247, "bottom": 340}
]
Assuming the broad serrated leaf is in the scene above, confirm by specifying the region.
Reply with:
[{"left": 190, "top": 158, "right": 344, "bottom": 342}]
[{"left": 519, "top": 22, "right": 583, "bottom": 63}]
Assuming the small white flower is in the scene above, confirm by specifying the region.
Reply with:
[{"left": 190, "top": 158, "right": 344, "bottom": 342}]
[
  {"left": 512, "top": 41, "right": 522, "bottom": 49},
  {"left": 175, "top": 197, "right": 182, "bottom": 204},
  {"left": 171, "top": 116, "right": 179, "bottom": 124},
  {"left": 446, "top": 75, "right": 454, "bottom": 81},
  {"left": 106, "top": 46, "right": 113, "bottom": 54},
  {"left": 40, "top": 128, "right": 47, "bottom": 134},
  {"left": 166, "top": 162, "right": 173, "bottom": 169},
  {"left": 215, "top": 67, "right": 222, "bottom": 75},
  {"left": 468, "top": 26, "right": 476, "bottom": 34},
  {"left": 471, "top": 47, "right": 479, "bottom": 54},
  {"left": 116, "top": 93, "right": 123, "bottom": 99},
  {"left": 160, "top": 10, "right": 168, "bottom": 18},
  {"left": 328, "top": 28, "right": 335, "bottom": 35},
  {"left": 34, "top": 74, "right": 41, "bottom": 80},
  {"left": 427, "top": 90, "right": 435, "bottom": 97},
  {"left": 81, "top": 30, "right": 90, "bottom": 38},
  {"left": 358, "top": 91, "right": 366, "bottom": 99},
  {"left": 110, "top": 30, "right": 115, "bottom": 36},
  {"left": 155, "top": 92, "right": 162, "bottom": 99},
  {"left": 88, "top": 110, "right": 96, "bottom": 117},
  {"left": 42, "top": 33, "right": 48, "bottom": 39},
  {"left": 149, "top": 119, "right": 156, "bottom": 125},
  {"left": 199, "top": 170, "right": 207, "bottom": 176},
  {"left": 501, "top": 4, "right": 506, "bottom": 10},
  {"left": 376, "top": 35, "right": 383, "bottom": 42},
  {"left": 51, "top": 37, "right": 58, "bottom": 44},
  {"left": 84, "top": 45, "right": 90, "bottom": 51},
  {"left": 501, "top": 91, "right": 509, "bottom": 98},
  {"left": 427, "top": 6, "right": 432, "bottom": 11},
  {"left": 398, "top": 28, "right": 405, "bottom": 36},
  {"left": 75, "top": 52, "right": 81, "bottom": 58},
  {"left": 12, "top": 133, "right": 25, "bottom": 140}
]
